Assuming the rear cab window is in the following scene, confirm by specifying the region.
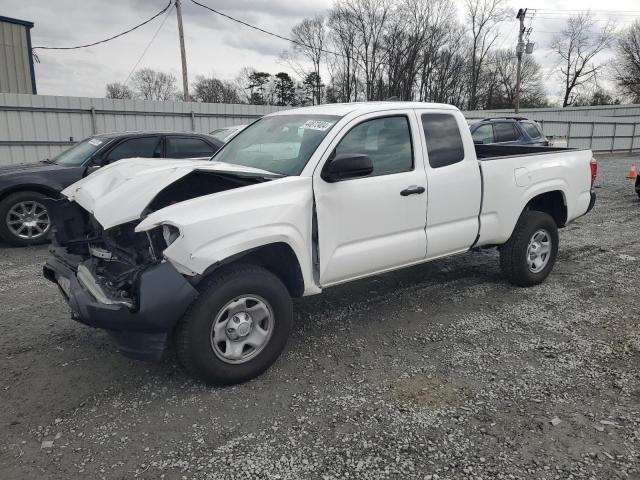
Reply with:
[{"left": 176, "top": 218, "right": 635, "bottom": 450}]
[{"left": 421, "top": 113, "right": 465, "bottom": 168}]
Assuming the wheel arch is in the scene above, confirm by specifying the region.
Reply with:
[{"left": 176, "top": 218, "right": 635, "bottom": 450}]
[
  {"left": 0, "top": 184, "right": 61, "bottom": 203},
  {"left": 196, "top": 242, "right": 306, "bottom": 298},
  {"left": 523, "top": 189, "right": 567, "bottom": 227}
]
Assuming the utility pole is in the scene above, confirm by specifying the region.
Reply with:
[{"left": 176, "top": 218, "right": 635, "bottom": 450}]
[
  {"left": 514, "top": 8, "right": 526, "bottom": 114},
  {"left": 175, "top": 0, "right": 189, "bottom": 101}
]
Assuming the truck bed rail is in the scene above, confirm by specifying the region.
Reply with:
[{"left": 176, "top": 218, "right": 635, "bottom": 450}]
[{"left": 475, "top": 144, "right": 577, "bottom": 160}]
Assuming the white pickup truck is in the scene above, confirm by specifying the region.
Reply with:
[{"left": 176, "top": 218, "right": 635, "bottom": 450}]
[{"left": 44, "top": 102, "right": 597, "bottom": 384}]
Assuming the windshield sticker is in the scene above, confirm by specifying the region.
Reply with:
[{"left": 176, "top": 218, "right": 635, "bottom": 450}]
[
  {"left": 88, "top": 138, "right": 103, "bottom": 146},
  {"left": 302, "top": 120, "right": 334, "bottom": 131}
]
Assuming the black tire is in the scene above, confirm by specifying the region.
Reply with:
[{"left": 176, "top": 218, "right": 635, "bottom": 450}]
[
  {"left": 0, "top": 191, "right": 52, "bottom": 247},
  {"left": 174, "top": 264, "right": 293, "bottom": 385},
  {"left": 499, "top": 210, "right": 559, "bottom": 287}
]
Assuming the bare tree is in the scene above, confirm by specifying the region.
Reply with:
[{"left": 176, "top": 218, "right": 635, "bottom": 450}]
[
  {"left": 192, "top": 75, "right": 240, "bottom": 103},
  {"left": 574, "top": 87, "right": 620, "bottom": 106},
  {"left": 485, "top": 49, "right": 547, "bottom": 108},
  {"left": 327, "top": 7, "right": 360, "bottom": 102},
  {"left": 384, "top": 0, "right": 446, "bottom": 100},
  {"left": 414, "top": 0, "right": 461, "bottom": 102},
  {"left": 105, "top": 82, "right": 134, "bottom": 99},
  {"left": 336, "top": 0, "right": 393, "bottom": 100},
  {"left": 131, "top": 68, "right": 178, "bottom": 101},
  {"left": 290, "top": 16, "right": 326, "bottom": 105},
  {"left": 551, "top": 13, "right": 616, "bottom": 107},
  {"left": 464, "top": 0, "right": 508, "bottom": 110},
  {"left": 234, "top": 67, "right": 257, "bottom": 104},
  {"left": 613, "top": 19, "right": 640, "bottom": 102},
  {"left": 422, "top": 27, "right": 469, "bottom": 106}
]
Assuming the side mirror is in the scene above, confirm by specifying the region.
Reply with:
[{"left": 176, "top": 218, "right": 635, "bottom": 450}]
[
  {"left": 321, "top": 153, "right": 373, "bottom": 183},
  {"left": 473, "top": 139, "right": 483, "bottom": 145}
]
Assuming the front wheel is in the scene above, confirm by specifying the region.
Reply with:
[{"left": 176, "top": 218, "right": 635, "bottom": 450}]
[
  {"left": 499, "top": 211, "right": 559, "bottom": 287},
  {"left": 174, "top": 264, "right": 293, "bottom": 385}
]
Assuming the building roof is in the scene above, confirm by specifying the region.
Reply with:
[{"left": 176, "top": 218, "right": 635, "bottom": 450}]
[{"left": 0, "top": 16, "right": 34, "bottom": 28}]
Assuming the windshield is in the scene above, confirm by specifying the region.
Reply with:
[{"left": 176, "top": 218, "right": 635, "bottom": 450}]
[
  {"left": 211, "top": 115, "right": 341, "bottom": 175},
  {"left": 53, "top": 137, "right": 105, "bottom": 166}
]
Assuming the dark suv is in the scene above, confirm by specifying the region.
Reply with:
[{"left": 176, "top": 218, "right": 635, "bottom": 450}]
[
  {"left": 470, "top": 117, "right": 549, "bottom": 146},
  {"left": 0, "top": 131, "right": 223, "bottom": 246}
]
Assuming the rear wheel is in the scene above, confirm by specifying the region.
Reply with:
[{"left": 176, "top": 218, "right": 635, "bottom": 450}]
[
  {"left": 174, "top": 264, "right": 293, "bottom": 385},
  {"left": 499, "top": 211, "right": 559, "bottom": 287},
  {"left": 0, "top": 191, "right": 52, "bottom": 247}
]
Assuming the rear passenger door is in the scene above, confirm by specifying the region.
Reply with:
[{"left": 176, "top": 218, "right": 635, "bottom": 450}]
[
  {"left": 416, "top": 111, "right": 482, "bottom": 259},
  {"left": 165, "top": 136, "right": 218, "bottom": 159}
]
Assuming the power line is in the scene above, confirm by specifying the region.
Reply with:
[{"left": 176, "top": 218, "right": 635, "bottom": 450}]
[
  {"left": 531, "top": 8, "right": 640, "bottom": 14},
  {"left": 189, "top": 0, "right": 350, "bottom": 61},
  {"left": 494, "top": 20, "right": 520, "bottom": 51},
  {"left": 191, "top": 0, "right": 515, "bottom": 70},
  {"left": 531, "top": 12, "right": 640, "bottom": 19},
  {"left": 123, "top": 4, "right": 175, "bottom": 85},
  {"left": 32, "top": 1, "right": 172, "bottom": 50}
]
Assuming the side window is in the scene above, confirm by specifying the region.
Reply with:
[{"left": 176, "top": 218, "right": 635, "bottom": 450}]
[
  {"left": 493, "top": 123, "right": 520, "bottom": 142},
  {"left": 421, "top": 113, "right": 465, "bottom": 168},
  {"left": 472, "top": 124, "right": 494, "bottom": 144},
  {"left": 522, "top": 122, "right": 542, "bottom": 138},
  {"left": 166, "top": 137, "right": 217, "bottom": 159},
  {"left": 334, "top": 116, "right": 413, "bottom": 177},
  {"left": 105, "top": 136, "right": 160, "bottom": 162}
]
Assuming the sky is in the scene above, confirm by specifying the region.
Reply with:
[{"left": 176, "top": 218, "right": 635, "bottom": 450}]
[{"left": 2, "top": 0, "right": 640, "bottom": 103}]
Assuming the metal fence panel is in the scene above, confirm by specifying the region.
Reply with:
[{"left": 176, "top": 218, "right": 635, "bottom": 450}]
[
  {"left": 464, "top": 109, "right": 640, "bottom": 153},
  {"left": 3, "top": 94, "right": 640, "bottom": 163},
  {"left": 0, "top": 93, "right": 283, "bottom": 165},
  {"left": 463, "top": 103, "right": 640, "bottom": 120}
]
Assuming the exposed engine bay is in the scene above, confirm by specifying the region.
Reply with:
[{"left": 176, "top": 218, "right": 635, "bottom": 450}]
[{"left": 46, "top": 171, "right": 271, "bottom": 310}]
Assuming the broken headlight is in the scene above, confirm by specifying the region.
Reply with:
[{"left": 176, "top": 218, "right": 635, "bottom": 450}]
[{"left": 162, "top": 224, "right": 181, "bottom": 247}]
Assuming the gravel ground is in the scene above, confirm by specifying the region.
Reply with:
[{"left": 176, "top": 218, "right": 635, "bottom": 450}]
[{"left": 1, "top": 155, "right": 639, "bottom": 480}]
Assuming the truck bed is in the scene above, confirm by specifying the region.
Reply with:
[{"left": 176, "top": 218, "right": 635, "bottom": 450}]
[
  {"left": 475, "top": 144, "right": 575, "bottom": 160},
  {"left": 475, "top": 145, "right": 593, "bottom": 247}
]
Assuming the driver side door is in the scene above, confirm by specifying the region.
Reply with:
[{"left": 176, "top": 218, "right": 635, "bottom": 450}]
[{"left": 313, "top": 112, "right": 428, "bottom": 286}]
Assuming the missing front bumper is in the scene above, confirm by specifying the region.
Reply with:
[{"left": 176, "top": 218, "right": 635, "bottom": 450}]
[{"left": 44, "top": 256, "right": 198, "bottom": 360}]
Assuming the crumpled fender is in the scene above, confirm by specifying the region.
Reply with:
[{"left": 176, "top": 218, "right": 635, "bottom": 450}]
[{"left": 135, "top": 176, "right": 319, "bottom": 295}]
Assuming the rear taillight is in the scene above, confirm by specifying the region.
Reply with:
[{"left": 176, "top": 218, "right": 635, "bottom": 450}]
[{"left": 590, "top": 157, "right": 597, "bottom": 186}]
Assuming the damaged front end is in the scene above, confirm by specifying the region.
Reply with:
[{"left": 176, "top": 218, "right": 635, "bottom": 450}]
[
  {"left": 43, "top": 199, "right": 198, "bottom": 360},
  {"left": 42, "top": 158, "right": 287, "bottom": 360}
]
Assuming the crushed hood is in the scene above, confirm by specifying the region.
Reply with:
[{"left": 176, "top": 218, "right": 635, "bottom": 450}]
[{"left": 62, "top": 158, "right": 278, "bottom": 229}]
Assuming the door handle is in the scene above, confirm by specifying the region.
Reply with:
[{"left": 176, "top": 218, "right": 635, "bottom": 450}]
[{"left": 400, "top": 186, "right": 425, "bottom": 196}]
